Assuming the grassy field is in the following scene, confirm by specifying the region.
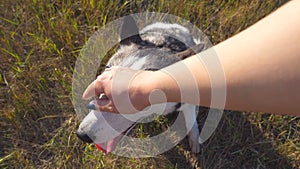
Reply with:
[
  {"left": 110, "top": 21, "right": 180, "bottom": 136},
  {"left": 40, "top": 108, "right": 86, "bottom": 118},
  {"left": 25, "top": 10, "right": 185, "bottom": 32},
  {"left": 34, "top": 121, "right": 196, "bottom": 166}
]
[{"left": 1, "top": 0, "right": 299, "bottom": 168}]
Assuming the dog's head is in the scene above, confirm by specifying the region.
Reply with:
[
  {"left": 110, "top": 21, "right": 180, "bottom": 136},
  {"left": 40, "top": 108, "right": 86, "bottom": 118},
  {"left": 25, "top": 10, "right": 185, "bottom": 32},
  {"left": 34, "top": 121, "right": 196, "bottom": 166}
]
[{"left": 76, "top": 16, "right": 204, "bottom": 153}]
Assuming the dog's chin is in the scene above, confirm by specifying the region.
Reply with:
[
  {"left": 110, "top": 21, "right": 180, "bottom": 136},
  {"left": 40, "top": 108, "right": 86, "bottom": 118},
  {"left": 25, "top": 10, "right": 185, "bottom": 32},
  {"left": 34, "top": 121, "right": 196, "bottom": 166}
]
[
  {"left": 95, "top": 134, "right": 124, "bottom": 154},
  {"left": 95, "top": 121, "right": 138, "bottom": 154}
]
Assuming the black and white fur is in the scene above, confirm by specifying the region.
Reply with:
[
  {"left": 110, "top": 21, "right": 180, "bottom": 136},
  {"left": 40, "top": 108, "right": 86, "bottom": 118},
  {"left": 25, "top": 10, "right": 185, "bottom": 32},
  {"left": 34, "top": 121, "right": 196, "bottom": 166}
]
[{"left": 77, "top": 16, "right": 205, "bottom": 153}]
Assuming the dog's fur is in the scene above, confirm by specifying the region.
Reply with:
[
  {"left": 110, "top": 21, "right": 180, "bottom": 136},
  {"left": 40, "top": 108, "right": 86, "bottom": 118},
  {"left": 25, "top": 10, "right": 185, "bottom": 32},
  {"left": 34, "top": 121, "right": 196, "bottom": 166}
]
[{"left": 77, "top": 16, "right": 205, "bottom": 153}]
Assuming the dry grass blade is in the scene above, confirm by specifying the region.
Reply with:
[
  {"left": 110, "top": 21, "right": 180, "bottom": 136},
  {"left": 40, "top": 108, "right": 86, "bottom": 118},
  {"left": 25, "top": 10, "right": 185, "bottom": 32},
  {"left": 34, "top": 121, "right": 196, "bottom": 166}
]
[{"left": 0, "top": 0, "right": 299, "bottom": 168}]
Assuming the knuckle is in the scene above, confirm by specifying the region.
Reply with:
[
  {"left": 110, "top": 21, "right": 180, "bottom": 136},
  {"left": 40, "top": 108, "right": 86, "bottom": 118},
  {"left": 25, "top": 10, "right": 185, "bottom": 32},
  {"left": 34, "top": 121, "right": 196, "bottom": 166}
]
[
  {"left": 97, "top": 75, "right": 105, "bottom": 81},
  {"left": 94, "top": 80, "right": 101, "bottom": 88},
  {"left": 98, "top": 106, "right": 106, "bottom": 112}
]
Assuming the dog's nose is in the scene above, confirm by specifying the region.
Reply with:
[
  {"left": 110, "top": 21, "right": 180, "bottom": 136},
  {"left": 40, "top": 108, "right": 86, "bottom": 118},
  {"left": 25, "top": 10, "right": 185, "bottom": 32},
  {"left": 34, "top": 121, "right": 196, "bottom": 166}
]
[{"left": 76, "top": 131, "right": 93, "bottom": 143}]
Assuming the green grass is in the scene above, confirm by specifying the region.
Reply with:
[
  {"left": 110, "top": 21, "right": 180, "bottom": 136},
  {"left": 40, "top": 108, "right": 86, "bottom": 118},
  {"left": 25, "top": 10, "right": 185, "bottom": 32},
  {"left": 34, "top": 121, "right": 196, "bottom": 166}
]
[{"left": 1, "top": 0, "right": 299, "bottom": 168}]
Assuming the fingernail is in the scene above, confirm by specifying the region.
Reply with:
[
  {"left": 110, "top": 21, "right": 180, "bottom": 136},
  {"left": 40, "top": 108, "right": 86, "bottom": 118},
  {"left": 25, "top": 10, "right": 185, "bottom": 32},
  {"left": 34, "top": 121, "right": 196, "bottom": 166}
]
[
  {"left": 87, "top": 104, "right": 96, "bottom": 110},
  {"left": 99, "top": 93, "right": 108, "bottom": 99}
]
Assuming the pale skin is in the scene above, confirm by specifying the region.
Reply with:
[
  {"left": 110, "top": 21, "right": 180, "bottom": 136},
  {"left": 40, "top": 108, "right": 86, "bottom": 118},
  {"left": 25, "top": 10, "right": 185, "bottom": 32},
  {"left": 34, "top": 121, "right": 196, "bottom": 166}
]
[{"left": 83, "top": 0, "right": 300, "bottom": 116}]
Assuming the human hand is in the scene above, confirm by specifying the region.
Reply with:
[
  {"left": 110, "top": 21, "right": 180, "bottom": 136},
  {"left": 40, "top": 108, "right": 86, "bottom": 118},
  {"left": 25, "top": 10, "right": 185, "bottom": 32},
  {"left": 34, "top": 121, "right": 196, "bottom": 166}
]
[{"left": 82, "top": 66, "right": 153, "bottom": 114}]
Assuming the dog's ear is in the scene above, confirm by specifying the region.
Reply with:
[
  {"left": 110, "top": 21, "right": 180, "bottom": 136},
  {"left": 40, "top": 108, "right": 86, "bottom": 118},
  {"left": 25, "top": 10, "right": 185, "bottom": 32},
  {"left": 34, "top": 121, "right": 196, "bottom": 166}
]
[
  {"left": 175, "top": 43, "right": 205, "bottom": 59},
  {"left": 120, "top": 15, "right": 143, "bottom": 45}
]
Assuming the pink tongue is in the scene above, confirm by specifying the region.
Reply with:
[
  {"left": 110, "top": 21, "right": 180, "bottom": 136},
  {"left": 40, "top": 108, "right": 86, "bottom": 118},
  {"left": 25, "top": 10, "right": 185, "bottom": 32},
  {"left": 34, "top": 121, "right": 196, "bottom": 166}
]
[
  {"left": 95, "top": 134, "right": 124, "bottom": 154},
  {"left": 95, "top": 144, "right": 106, "bottom": 153}
]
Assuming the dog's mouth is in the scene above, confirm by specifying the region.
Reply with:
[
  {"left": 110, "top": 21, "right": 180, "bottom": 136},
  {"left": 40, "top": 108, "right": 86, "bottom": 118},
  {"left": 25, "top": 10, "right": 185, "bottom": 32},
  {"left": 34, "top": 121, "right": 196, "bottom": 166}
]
[
  {"left": 95, "top": 122, "right": 137, "bottom": 154},
  {"left": 77, "top": 109, "right": 141, "bottom": 154},
  {"left": 94, "top": 68, "right": 159, "bottom": 154},
  {"left": 95, "top": 134, "right": 123, "bottom": 154}
]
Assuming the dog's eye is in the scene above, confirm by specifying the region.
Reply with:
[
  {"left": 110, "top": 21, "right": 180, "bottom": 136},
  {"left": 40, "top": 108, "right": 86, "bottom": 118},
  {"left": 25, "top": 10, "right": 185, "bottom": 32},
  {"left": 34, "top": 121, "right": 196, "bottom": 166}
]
[{"left": 145, "top": 68, "right": 159, "bottom": 71}]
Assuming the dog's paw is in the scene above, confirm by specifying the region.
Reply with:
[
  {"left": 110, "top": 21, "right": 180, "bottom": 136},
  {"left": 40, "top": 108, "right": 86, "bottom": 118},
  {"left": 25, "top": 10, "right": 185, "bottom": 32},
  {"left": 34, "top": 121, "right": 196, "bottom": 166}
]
[
  {"left": 188, "top": 130, "right": 200, "bottom": 153},
  {"left": 188, "top": 136, "right": 200, "bottom": 153}
]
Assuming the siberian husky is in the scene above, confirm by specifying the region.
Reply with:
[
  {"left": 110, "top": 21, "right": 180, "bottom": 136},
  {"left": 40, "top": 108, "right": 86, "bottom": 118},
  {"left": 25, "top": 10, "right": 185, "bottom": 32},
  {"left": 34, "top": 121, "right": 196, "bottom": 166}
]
[{"left": 76, "top": 15, "right": 206, "bottom": 154}]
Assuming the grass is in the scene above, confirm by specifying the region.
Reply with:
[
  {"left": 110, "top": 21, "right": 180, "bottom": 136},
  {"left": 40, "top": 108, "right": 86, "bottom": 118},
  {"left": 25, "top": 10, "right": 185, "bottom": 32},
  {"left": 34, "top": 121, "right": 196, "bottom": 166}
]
[{"left": 0, "top": 0, "right": 299, "bottom": 168}]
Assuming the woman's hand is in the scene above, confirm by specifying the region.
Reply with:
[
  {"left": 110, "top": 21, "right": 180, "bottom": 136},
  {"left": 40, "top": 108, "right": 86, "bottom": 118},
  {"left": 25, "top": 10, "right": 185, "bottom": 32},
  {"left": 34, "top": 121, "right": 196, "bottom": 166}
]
[{"left": 82, "top": 66, "right": 153, "bottom": 114}]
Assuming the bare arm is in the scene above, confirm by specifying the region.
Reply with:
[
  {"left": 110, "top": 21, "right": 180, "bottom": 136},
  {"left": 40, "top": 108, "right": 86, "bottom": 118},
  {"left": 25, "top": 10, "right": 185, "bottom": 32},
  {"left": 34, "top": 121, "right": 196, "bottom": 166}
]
[
  {"left": 150, "top": 0, "right": 300, "bottom": 115},
  {"left": 83, "top": 1, "right": 300, "bottom": 115}
]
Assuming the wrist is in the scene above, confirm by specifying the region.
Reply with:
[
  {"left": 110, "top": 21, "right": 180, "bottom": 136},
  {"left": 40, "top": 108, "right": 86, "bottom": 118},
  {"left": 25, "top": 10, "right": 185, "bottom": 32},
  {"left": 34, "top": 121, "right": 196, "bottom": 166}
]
[
  {"left": 131, "top": 70, "right": 181, "bottom": 110},
  {"left": 130, "top": 71, "right": 156, "bottom": 110},
  {"left": 145, "top": 70, "right": 181, "bottom": 104}
]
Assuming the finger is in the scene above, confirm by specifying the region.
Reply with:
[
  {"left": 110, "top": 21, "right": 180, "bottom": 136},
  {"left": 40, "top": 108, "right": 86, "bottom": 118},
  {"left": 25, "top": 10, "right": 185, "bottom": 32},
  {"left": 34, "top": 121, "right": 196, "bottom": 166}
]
[
  {"left": 86, "top": 100, "right": 98, "bottom": 110},
  {"left": 82, "top": 81, "right": 96, "bottom": 99},
  {"left": 98, "top": 103, "right": 119, "bottom": 113},
  {"left": 86, "top": 99, "right": 118, "bottom": 113},
  {"left": 86, "top": 102, "right": 106, "bottom": 111},
  {"left": 96, "top": 98, "right": 110, "bottom": 106},
  {"left": 82, "top": 79, "right": 104, "bottom": 100},
  {"left": 86, "top": 98, "right": 109, "bottom": 108}
]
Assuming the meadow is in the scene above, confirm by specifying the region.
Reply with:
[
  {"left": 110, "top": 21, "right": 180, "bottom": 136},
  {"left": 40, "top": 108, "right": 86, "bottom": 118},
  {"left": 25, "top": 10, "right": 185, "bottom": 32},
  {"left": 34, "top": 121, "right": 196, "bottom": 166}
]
[{"left": 1, "top": 0, "right": 299, "bottom": 168}]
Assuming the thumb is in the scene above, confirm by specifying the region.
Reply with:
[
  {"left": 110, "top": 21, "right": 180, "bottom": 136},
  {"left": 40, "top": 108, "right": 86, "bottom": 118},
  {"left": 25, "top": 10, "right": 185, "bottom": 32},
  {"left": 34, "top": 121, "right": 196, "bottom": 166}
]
[{"left": 82, "top": 80, "right": 104, "bottom": 99}]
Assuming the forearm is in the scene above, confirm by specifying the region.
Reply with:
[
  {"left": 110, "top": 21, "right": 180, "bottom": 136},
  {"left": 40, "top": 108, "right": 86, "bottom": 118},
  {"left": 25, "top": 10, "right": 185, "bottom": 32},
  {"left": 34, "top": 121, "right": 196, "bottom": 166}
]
[
  {"left": 217, "top": 0, "right": 300, "bottom": 115},
  {"left": 147, "top": 0, "right": 300, "bottom": 115}
]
